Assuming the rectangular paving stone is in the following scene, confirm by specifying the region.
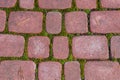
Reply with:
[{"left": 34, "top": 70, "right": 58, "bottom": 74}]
[
  {"left": 64, "top": 61, "right": 81, "bottom": 80},
  {"left": 0, "top": 60, "right": 36, "bottom": 80},
  {"left": 0, "top": 10, "right": 6, "bottom": 32},
  {"left": 90, "top": 11, "right": 120, "bottom": 33},
  {"left": 53, "top": 36, "right": 69, "bottom": 59},
  {"left": 28, "top": 36, "right": 50, "bottom": 59},
  {"left": 19, "top": 0, "right": 34, "bottom": 9},
  {"left": 0, "top": 0, "right": 17, "bottom": 8},
  {"left": 38, "top": 0, "right": 72, "bottom": 9},
  {"left": 0, "top": 34, "right": 25, "bottom": 57},
  {"left": 8, "top": 11, "right": 43, "bottom": 33},
  {"left": 76, "top": 0, "right": 97, "bottom": 9},
  {"left": 39, "top": 62, "right": 62, "bottom": 80},
  {"left": 46, "top": 12, "right": 62, "bottom": 34},
  {"left": 65, "top": 11, "right": 88, "bottom": 34},
  {"left": 101, "top": 0, "right": 120, "bottom": 8},
  {"left": 72, "top": 36, "right": 109, "bottom": 59},
  {"left": 111, "top": 36, "right": 120, "bottom": 58},
  {"left": 85, "top": 61, "right": 120, "bottom": 80}
]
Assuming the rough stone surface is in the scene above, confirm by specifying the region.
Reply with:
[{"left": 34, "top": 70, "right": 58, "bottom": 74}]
[
  {"left": 46, "top": 12, "right": 62, "bottom": 34},
  {"left": 65, "top": 11, "right": 88, "bottom": 33},
  {"left": 85, "top": 61, "right": 120, "bottom": 80},
  {"left": 90, "top": 11, "right": 120, "bottom": 33},
  {"left": 0, "top": 0, "right": 17, "bottom": 8},
  {"left": 38, "top": 62, "right": 62, "bottom": 80},
  {"left": 0, "top": 34, "right": 25, "bottom": 57},
  {"left": 101, "top": 0, "right": 120, "bottom": 8},
  {"left": 28, "top": 36, "right": 50, "bottom": 58},
  {"left": 0, "top": 60, "right": 36, "bottom": 80},
  {"left": 72, "top": 36, "right": 109, "bottom": 59},
  {"left": 0, "top": 10, "right": 6, "bottom": 32},
  {"left": 8, "top": 11, "right": 43, "bottom": 33},
  {"left": 64, "top": 61, "right": 81, "bottom": 80},
  {"left": 111, "top": 36, "right": 120, "bottom": 58},
  {"left": 19, "top": 0, "right": 34, "bottom": 9},
  {"left": 38, "top": 0, "right": 72, "bottom": 9},
  {"left": 53, "top": 36, "right": 69, "bottom": 59},
  {"left": 76, "top": 0, "right": 97, "bottom": 9}
]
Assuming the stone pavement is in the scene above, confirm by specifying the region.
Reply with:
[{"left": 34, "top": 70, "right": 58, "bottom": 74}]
[{"left": 0, "top": 0, "right": 120, "bottom": 80}]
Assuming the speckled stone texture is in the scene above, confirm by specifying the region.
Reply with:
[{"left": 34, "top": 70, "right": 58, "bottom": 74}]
[
  {"left": 8, "top": 11, "right": 43, "bottom": 33},
  {"left": 28, "top": 36, "right": 50, "bottom": 58},
  {"left": 0, "top": 10, "right": 6, "bottom": 32},
  {"left": 72, "top": 36, "right": 109, "bottom": 59},
  {"left": 0, "top": 34, "right": 25, "bottom": 57}
]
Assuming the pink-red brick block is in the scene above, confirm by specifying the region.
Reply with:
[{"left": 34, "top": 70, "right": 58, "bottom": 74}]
[
  {"left": 8, "top": 11, "right": 43, "bottom": 33},
  {"left": 0, "top": 60, "right": 36, "bottom": 80},
  {"left": 46, "top": 12, "right": 62, "bottom": 34},
  {"left": 101, "top": 0, "right": 120, "bottom": 8},
  {"left": 65, "top": 11, "right": 88, "bottom": 34},
  {"left": 0, "top": 0, "right": 17, "bottom": 8},
  {"left": 38, "top": 62, "right": 62, "bottom": 80},
  {"left": 111, "top": 36, "right": 120, "bottom": 58},
  {"left": 64, "top": 61, "right": 81, "bottom": 80},
  {"left": 72, "top": 36, "right": 109, "bottom": 59},
  {"left": 28, "top": 36, "right": 50, "bottom": 58},
  {"left": 53, "top": 36, "right": 69, "bottom": 59},
  {"left": 90, "top": 11, "right": 120, "bottom": 33},
  {"left": 0, "top": 10, "right": 6, "bottom": 32},
  {"left": 76, "top": 0, "right": 97, "bottom": 9},
  {"left": 85, "top": 61, "right": 120, "bottom": 80},
  {"left": 0, "top": 34, "right": 25, "bottom": 57},
  {"left": 38, "top": 0, "right": 72, "bottom": 9},
  {"left": 19, "top": 0, "right": 34, "bottom": 9}
]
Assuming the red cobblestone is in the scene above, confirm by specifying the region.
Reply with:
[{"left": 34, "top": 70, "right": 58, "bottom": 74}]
[
  {"left": 28, "top": 36, "right": 50, "bottom": 58},
  {"left": 0, "top": 0, "right": 17, "bottom": 8},
  {"left": 72, "top": 36, "right": 109, "bottom": 59},
  {"left": 0, "top": 60, "right": 36, "bottom": 80},
  {"left": 8, "top": 11, "right": 43, "bottom": 33},
  {"left": 38, "top": 62, "right": 62, "bottom": 80},
  {"left": 46, "top": 12, "right": 62, "bottom": 34},
  {"left": 64, "top": 61, "right": 81, "bottom": 80},
  {"left": 111, "top": 36, "right": 120, "bottom": 58},
  {"left": 38, "top": 0, "right": 72, "bottom": 9},
  {"left": 85, "top": 61, "right": 120, "bottom": 80},
  {"left": 19, "top": 0, "right": 34, "bottom": 9},
  {"left": 53, "top": 36, "right": 69, "bottom": 59},
  {"left": 90, "top": 11, "right": 120, "bottom": 33},
  {"left": 76, "top": 0, "right": 97, "bottom": 9},
  {"left": 101, "top": 0, "right": 120, "bottom": 8},
  {"left": 0, "top": 34, "right": 25, "bottom": 57},
  {"left": 0, "top": 10, "right": 6, "bottom": 32},
  {"left": 65, "top": 11, "right": 88, "bottom": 33}
]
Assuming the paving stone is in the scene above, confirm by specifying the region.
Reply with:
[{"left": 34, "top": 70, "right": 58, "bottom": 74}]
[
  {"left": 0, "top": 34, "right": 25, "bottom": 57},
  {"left": 72, "top": 36, "right": 109, "bottom": 59},
  {"left": 0, "top": 60, "right": 36, "bottom": 80},
  {"left": 46, "top": 12, "right": 62, "bottom": 34},
  {"left": 76, "top": 0, "right": 97, "bottom": 9},
  {"left": 53, "top": 36, "right": 69, "bottom": 59},
  {"left": 0, "top": 10, "right": 6, "bottom": 32},
  {"left": 0, "top": 0, "right": 17, "bottom": 8},
  {"left": 85, "top": 61, "right": 120, "bottom": 80},
  {"left": 38, "top": 0, "right": 72, "bottom": 9},
  {"left": 28, "top": 36, "right": 50, "bottom": 58},
  {"left": 65, "top": 11, "right": 88, "bottom": 33},
  {"left": 111, "top": 36, "right": 120, "bottom": 58},
  {"left": 64, "top": 61, "right": 81, "bottom": 80},
  {"left": 101, "top": 0, "right": 120, "bottom": 8},
  {"left": 38, "top": 62, "right": 62, "bottom": 80},
  {"left": 8, "top": 11, "right": 43, "bottom": 33},
  {"left": 90, "top": 11, "right": 120, "bottom": 33},
  {"left": 19, "top": 0, "right": 34, "bottom": 9}
]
